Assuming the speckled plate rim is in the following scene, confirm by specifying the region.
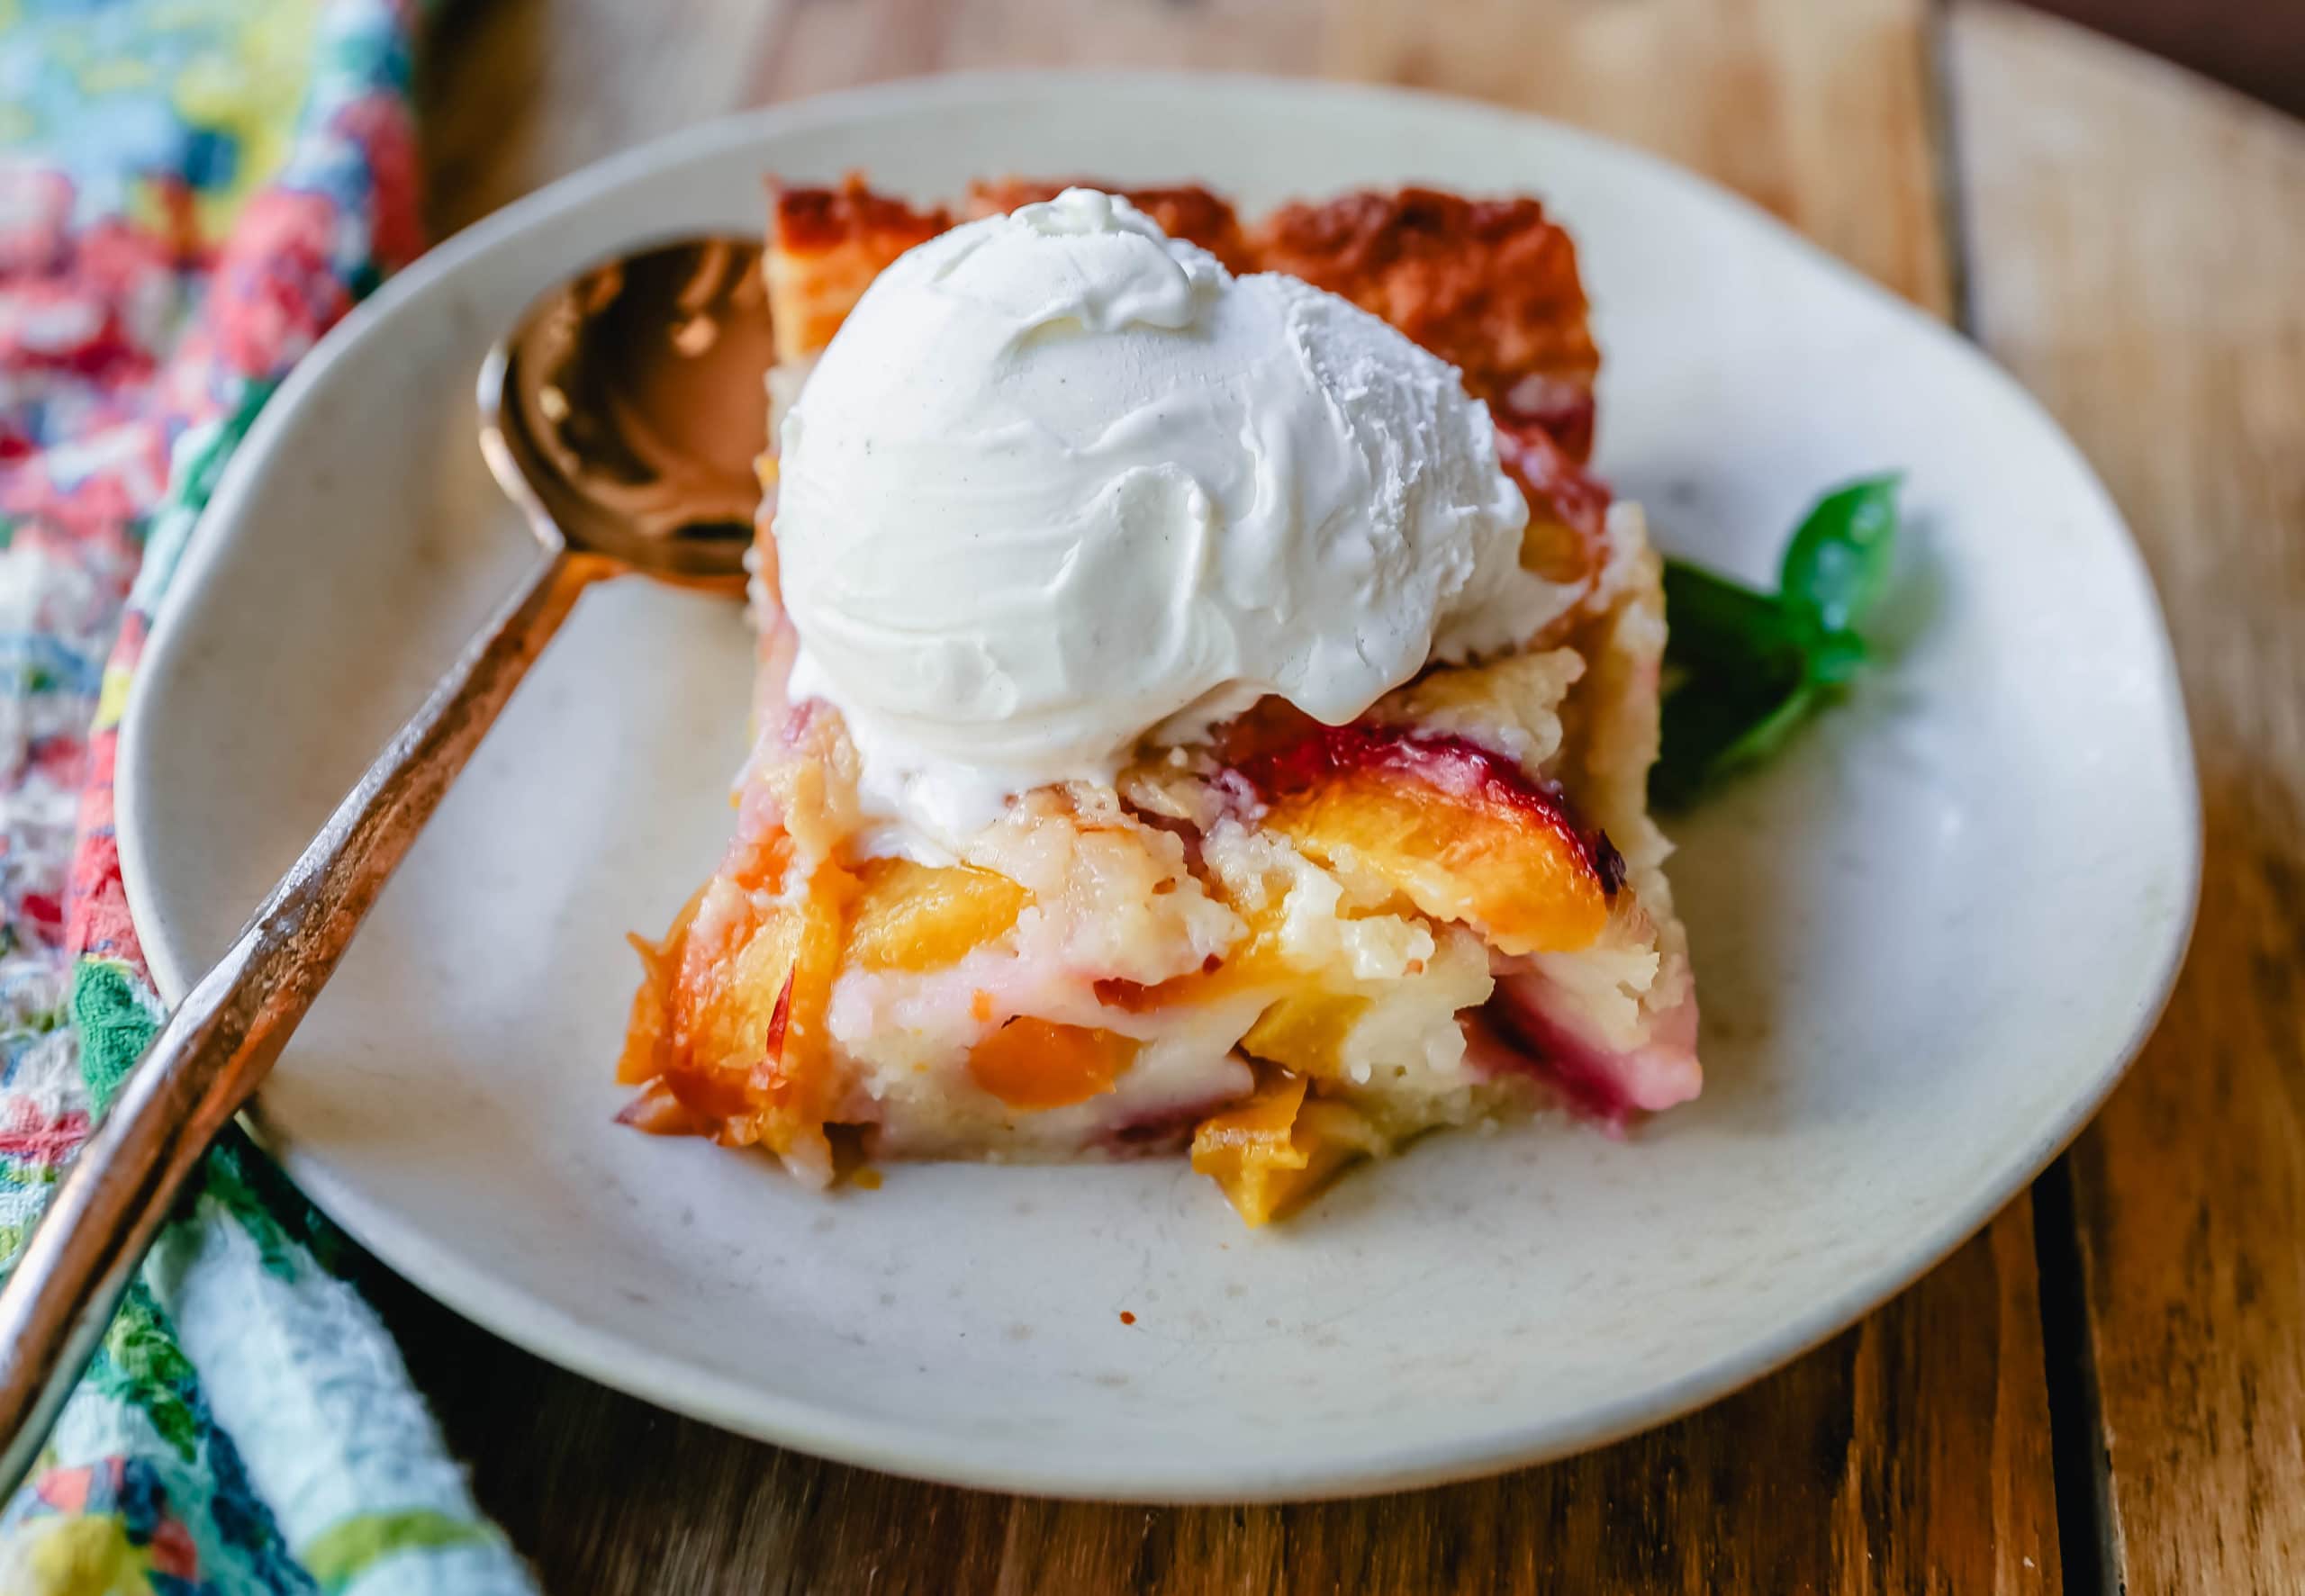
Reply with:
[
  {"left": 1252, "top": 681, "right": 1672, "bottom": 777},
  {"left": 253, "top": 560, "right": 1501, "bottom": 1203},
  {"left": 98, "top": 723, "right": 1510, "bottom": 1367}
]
[{"left": 117, "top": 70, "right": 2201, "bottom": 1500}]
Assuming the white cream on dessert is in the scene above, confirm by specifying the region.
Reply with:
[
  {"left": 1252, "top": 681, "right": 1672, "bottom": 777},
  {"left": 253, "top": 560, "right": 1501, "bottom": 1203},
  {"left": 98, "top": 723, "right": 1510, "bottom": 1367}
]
[{"left": 772, "top": 187, "right": 1553, "bottom": 852}]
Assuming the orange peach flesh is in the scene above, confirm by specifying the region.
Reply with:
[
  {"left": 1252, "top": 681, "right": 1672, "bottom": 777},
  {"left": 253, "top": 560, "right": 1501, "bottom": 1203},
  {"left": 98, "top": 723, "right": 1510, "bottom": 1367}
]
[
  {"left": 846, "top": 857, "right": 1028, "bottom": 972},
  {"left": 968, "top": 1018, "right": 1138, "bottom": 1111},
  {"left": 1190, "top": 1071, "right": 1388, "bottom": 1226},
  {"left": 1238, "top": 722, "right": 1619, "bottom": 959}
]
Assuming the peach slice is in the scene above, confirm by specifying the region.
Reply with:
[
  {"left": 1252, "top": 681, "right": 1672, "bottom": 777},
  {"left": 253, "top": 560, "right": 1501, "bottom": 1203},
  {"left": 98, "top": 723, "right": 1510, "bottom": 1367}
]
[
  {"left": 676, "top": 861, "right": 857, "bottom": 1155},
  {"left": 618, "top": 815, "right": 860, "bottom": 1183},
  {"left": 1092, "top": 900, "right": 1373, "bottom": 1079},
  {"left": 617, "top": 886, "right": 704, "bottom": 1089},
  {"left": 968, "top": 1017, "right": 1137, "bottom": 1112},
  {"left": 1234, "top": 723, "right": 1623, "bottom": 959},
  {"left": 1190, "top": 1071, "right": 1389, "bottom": 1226},
  {"left": 845, "top": 857, "right": 1028, "bottom": 973},
  {"left": 1240, "top": 991, "right": 1372, "bottom": 1078}
]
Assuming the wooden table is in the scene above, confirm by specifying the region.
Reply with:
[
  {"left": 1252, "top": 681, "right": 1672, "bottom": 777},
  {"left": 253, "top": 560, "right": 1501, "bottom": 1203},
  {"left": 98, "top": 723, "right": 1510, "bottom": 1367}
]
[{"left": 389, "top": 3, "right": 2305, "bottom": 1588}]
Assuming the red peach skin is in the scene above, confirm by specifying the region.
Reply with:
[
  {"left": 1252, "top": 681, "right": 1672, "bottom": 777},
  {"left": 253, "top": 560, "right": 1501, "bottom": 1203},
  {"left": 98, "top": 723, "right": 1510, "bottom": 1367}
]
[{"left": 1480, "top": 964, "right": 1703, "bottom": 1129}]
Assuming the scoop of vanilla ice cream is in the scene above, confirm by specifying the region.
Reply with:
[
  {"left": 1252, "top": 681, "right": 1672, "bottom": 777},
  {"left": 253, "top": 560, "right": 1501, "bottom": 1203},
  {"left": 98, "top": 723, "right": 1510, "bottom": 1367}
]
[{"left": 773, "top": 187, "right": 1555, "bottom": 847}]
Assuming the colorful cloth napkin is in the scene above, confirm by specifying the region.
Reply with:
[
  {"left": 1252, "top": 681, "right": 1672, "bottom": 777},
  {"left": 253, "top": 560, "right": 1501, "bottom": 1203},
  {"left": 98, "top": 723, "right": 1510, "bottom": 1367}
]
[{"left": 0, "top": 2, "right": 535, "bottom": 1591}]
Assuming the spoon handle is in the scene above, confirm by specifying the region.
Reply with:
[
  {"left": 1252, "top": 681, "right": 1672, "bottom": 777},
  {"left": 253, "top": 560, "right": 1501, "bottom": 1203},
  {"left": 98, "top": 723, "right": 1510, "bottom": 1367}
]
[{"left": 0, "top": 544, "right": 601, "bottom": 1490}]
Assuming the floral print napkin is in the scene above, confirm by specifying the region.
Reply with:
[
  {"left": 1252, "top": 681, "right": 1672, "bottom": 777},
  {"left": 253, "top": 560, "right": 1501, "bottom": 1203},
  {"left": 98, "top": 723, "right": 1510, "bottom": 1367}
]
[{"left": 0, "top": 1, "right": 533, "bottom": 1590}]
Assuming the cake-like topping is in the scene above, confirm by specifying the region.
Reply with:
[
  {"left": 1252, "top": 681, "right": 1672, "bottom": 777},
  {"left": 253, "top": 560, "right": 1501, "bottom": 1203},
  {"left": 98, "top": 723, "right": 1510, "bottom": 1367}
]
[{"left": 773, "top": 187, "right": 1553, "bottom": 851}]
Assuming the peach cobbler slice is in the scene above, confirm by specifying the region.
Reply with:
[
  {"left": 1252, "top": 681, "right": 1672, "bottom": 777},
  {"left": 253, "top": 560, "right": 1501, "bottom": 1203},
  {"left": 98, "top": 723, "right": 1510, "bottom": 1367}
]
[{"left": 619, "top": 176, "right": 1699, "bottom": 1225}]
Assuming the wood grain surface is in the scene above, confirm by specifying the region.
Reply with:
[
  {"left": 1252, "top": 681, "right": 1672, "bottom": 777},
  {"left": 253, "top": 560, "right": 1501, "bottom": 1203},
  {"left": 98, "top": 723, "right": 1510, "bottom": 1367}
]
[
  {"left": 1950, "top": 5, "right": 2305, "bottom": 1590},
  {"left": 388, "top": 0, "right": 2305, "bottom": 1588}
]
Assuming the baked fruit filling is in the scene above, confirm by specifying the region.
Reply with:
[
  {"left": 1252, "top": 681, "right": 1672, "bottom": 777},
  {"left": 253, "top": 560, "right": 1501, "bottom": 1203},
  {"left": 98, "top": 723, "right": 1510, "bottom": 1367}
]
[{"left": 618, "top": 176, "right": 1701, "bottom": 1224}]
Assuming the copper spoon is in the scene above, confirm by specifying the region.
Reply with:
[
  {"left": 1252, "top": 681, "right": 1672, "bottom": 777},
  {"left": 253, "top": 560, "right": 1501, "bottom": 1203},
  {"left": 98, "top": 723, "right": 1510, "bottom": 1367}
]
[{"left": 0, "top": 234, "right": 770, "bottom": 1486}]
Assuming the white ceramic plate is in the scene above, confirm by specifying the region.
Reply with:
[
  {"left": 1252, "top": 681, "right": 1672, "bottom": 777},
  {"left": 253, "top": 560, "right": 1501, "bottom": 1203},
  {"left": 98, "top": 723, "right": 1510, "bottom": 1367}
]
[{"left": 117, "top": 74, "right": 2198, "bottom": 1501}]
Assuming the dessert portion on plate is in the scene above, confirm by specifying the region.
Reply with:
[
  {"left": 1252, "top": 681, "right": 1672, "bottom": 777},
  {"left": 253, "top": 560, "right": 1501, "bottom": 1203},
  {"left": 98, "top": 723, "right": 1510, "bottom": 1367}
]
[{"left": 617, "top": 176, "right": 1700, "bottom": 1224}]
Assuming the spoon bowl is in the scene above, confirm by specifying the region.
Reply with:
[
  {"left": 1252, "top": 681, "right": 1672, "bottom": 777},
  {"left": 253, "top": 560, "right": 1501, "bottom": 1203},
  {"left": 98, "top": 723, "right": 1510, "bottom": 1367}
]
[{"left": 482, "top": 235, "right": 768, "bottom": 586}]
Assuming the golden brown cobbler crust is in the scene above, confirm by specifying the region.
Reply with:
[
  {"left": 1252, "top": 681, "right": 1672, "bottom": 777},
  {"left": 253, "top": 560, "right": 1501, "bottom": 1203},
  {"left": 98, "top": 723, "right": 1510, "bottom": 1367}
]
[
  {"left": 963, "top": 178, "right": 1258, "bottom": 274},
  {"left": 767, "top": 176, "right": 1596, "bottom": 455},
  {"left": 761, "top": 173, "right": 1614, "bottom": 592},
  {"left": 764, "top": 176, "right": 952, "bottom": 365},
  {"left": 1250, "top": 188, "right": 1598, "bottom": 460}
]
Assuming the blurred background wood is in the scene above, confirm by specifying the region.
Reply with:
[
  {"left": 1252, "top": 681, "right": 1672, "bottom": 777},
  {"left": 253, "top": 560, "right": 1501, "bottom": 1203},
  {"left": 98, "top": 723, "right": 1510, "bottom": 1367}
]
[
  {"left": 393, "top": 1, "right": 2305, "bottom": 1589},
  {"left": 2028, "top": 0, "right": 2305, "bottom": 119}
]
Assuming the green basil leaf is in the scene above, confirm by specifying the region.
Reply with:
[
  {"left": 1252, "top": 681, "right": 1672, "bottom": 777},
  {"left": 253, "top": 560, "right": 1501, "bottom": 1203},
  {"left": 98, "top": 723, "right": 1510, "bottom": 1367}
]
[
  {"left": 1655, "top": 474, "right": 1903, "bottom": 807},
  {"left": 1661, "top": 560, "right": 1805, "bottom": 675},
  {"left": 1803, "top": 629, "right": 1871, "bottom": 686},
  {"left": 1656, "top": 560, "right": 1812, "bottom": 808},
  {"left": 1779, "top": 473, "right": 1902, "bottom": 637},
  {"left": 1713, "top": 679, "right": 1825, "bottom": 775},
  {"left": 1652, "top": 662, "right": 1807, "bottom": 810}
]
